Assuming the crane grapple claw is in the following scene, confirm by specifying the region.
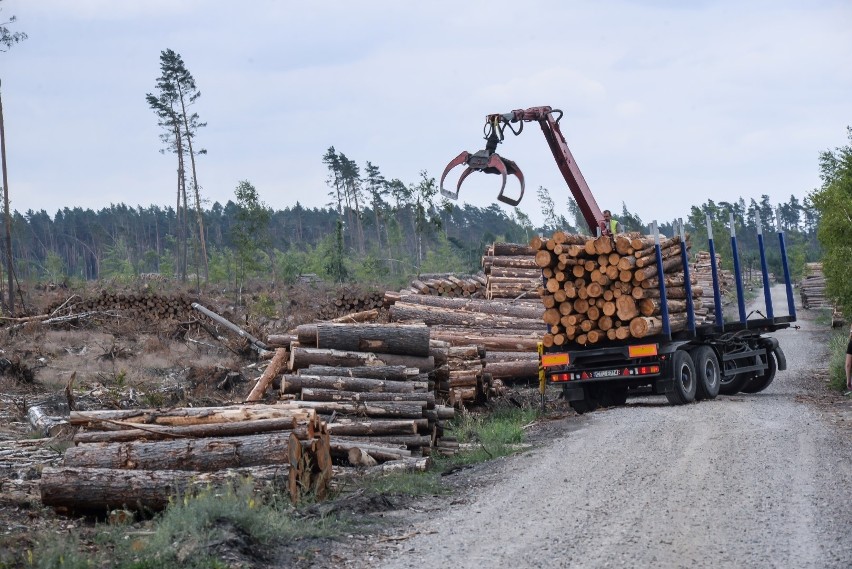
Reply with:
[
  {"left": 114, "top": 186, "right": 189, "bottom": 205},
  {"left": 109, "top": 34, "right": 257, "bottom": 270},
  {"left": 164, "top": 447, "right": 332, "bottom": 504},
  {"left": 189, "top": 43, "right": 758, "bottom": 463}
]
[
  {"left": 439, "top": 151, "right": 472, "bottom": 200},
  {"left": 439, "top": 149, "right": 525, "bottom": 207}
]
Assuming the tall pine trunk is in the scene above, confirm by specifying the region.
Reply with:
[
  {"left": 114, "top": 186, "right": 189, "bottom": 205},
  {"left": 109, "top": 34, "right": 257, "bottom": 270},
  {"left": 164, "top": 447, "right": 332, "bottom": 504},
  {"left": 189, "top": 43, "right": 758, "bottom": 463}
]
[
  {"left": 0, "top": 82, "right": 15, "bottom": 314},
  {"left": 177, "top": 89, "right": 209, "bottom": 281}
]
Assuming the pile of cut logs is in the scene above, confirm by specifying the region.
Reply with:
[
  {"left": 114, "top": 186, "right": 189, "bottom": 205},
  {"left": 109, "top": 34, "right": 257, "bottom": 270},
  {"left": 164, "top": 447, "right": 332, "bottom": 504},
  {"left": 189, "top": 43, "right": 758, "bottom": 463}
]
[
  {"left": 533, "top": 230, "right": 709, "bottom": 347},
  {"left": 41, "top": 404, "right": 332, "bottom": 512},
  {"left": 384, "top": 293, "right": 542, "bottom": 387},
  {"left": 482, "top": 242, "right": 541, "bottom": 300},
  {"left": 317, "top": 286, "right": 385, "bottom": 320},
  {"left": 800, "top": 263, "right": 844, "bottom": 326},
  {"left": 406, "top": 273, "right": 487, "bottom": 298},
  {"left": 282, "top": 322, "right": 459, "bottom": 456},
  {"left": 47, "top": 292, "right": 196, "bottom": 323},
  {"left": 800, "top": 263, "right": 833, "bottom": 310}
]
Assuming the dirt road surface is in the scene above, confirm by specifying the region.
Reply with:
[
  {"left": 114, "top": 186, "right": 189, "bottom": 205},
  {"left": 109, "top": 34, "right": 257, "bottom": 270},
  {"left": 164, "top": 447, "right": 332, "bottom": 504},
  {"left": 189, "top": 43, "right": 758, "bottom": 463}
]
[{"left": 373, "top": 285, "right": 852, "bottom": 568}]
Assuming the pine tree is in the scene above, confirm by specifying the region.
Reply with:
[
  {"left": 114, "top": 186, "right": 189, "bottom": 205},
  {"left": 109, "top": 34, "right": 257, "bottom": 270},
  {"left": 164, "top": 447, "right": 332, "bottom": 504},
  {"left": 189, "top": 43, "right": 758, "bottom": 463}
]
[
  {"left": 0, "top": 2, "right": 26, "bottom": 313},
  {"left": 146, "top": 49, "right": 209, "bottom": 281}
]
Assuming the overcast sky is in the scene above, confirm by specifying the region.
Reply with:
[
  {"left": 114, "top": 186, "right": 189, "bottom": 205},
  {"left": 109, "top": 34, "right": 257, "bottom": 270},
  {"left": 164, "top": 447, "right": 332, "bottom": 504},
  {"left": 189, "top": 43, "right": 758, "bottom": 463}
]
[{"left": 1, "top": 0, "right": 850, "bottom": 227}]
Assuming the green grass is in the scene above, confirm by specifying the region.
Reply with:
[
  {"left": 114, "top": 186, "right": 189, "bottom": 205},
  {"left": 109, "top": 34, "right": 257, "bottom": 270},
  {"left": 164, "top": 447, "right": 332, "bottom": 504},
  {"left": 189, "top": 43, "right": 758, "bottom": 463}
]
[
  {"left": 24, "top": 481, "right": 342, "bottom": 569},
  {"left": 828, "top": 331, "right": 850, "bottom": 392},
  {"left": 359, "top": 405, "right": 541, "bottom": 496},
  {"left": 814, "top": 309, "right": 835, "bottom": 327}
]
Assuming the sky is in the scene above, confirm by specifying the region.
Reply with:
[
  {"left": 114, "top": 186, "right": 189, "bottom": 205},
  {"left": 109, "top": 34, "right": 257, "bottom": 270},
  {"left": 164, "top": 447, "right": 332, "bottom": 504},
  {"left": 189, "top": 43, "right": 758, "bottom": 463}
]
[{"left": 1, "top": 0, "right": 850, "bottom": 228}]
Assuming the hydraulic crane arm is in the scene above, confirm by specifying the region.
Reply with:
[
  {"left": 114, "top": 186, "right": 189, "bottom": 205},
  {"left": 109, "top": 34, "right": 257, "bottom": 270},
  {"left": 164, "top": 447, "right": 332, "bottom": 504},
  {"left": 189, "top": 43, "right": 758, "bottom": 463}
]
[{"left": 440, "top": 106, "right": 607, "bottom": 235}]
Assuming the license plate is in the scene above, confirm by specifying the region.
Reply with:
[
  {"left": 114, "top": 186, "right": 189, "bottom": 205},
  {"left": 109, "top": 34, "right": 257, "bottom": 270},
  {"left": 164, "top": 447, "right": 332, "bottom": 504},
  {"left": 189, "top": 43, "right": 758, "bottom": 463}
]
[{"left": 592, "top": 369, "right": 620, "bottom": 378}]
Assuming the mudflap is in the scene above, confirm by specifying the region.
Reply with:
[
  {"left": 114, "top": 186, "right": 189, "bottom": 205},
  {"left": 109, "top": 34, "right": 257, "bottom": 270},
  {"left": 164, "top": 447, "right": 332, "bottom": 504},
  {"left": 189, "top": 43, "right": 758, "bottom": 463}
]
[
  {"left": 773, "top": 345, "right": 787, "bottom": 371},
  {"left": 759, "top": 336, "right": 787, "bottom": 371},
  {"left": 562, "top": 385, "right": 584, "bottom": 401},
  {"left": 654, "top": 379, "right": 674, "bottom": 394}
]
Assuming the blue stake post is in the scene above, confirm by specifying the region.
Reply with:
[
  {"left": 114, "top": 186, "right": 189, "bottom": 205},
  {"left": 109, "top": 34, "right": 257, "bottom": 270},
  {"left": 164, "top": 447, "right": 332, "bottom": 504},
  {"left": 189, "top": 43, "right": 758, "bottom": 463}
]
[
  {"left": 706, "top": 214, "right": 724, "bottom": 331},
  {"left": 730, "top": 213, "right": 747, "bottom": 324},
  {"left": 678, "top": 219, "right": 696, "bottom": 335},
  {"left": 756, "top": 213, "right": 774, "bottom": 320},
  {"left": 776, "top": 207, "right": 797, "bottom": 320},
  {"left": 652, "top": 221, "right": 671, "bottom": 338}
]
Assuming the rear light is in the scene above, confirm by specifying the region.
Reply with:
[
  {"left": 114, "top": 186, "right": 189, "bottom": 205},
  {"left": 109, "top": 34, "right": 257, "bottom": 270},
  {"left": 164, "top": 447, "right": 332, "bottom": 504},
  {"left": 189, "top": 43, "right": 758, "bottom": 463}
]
[{"left": 550, "top": 373, "right": 570, "bottom": 383}]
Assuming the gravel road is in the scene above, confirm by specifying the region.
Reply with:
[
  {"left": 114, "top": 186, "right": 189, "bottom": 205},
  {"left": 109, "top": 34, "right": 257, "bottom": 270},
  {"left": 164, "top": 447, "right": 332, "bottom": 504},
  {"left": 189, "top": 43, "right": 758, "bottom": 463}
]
[{"left": 375, "top": 285, "right": 852, "bottom": 569}]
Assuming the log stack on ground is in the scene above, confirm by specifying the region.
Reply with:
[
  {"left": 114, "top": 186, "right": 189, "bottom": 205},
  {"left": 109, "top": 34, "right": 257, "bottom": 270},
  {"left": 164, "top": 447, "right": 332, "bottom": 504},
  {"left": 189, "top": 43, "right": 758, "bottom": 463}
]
[
  {"left": 46, "top": 291, "right": 196, "bottom": 324},
  {"left": 482, "top": 242, "right": 541, "bottom": 300},
  {"left": 317, "top": 285, "right": 385, "bottom": 320},
  {"left": 532, "top": 230, "right": 709, "bottom": 347},
  {"left": 800, "top": 262, "right": 844, "bottom": 326},
  {"left": 41, "top": 403, "right": 332, "bottom": 512},
  {"left": 383, "top": 292, "right": 544, "bottom": 387},
  {"left": 405, "top": 273, "right": 487, "bottom": 298},
  {"left": 278, "top": 321, "right": 455, "bottom": 460}
]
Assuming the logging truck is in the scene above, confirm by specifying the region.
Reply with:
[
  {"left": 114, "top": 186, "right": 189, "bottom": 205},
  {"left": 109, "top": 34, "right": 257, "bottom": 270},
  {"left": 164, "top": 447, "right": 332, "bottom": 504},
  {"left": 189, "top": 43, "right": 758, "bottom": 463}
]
[{"left": 439, "top": 106, "right": 797, "bottom": 413}]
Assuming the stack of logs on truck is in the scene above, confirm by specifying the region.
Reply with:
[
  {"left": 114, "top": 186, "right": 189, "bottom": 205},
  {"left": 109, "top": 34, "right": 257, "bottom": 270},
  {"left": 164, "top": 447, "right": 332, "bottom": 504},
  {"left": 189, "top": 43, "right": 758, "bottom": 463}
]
[
  {"left": 532, "top": 230, "right": 709, "bottom": 346},
  {"left": 538, "top": 217, "right": 797, "bottom": 413}
]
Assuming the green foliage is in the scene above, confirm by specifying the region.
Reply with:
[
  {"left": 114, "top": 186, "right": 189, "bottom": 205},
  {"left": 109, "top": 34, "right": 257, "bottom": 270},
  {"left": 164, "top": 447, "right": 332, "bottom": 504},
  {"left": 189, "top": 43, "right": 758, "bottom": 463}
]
[
  {"left": 619, "top": 202, "right": 644, "bottom": 232},
  {"left": 360, "top": 470, "right": 447, "bottom": 497},
  {"left": 828, "top": 330, "right": 850, "bottom": 392},
  {"left": 274, "top": 247, "right": 312, "bottom": 285},
  {"left": 442, "top": 405, "right": 540, "bottom": 466},
  {"left": 207, "top": 246, "right": 233, "bottom": 284},
  {"left": 810, "top": 127, "right": 852, "bottom": 318},
  {"left": 232, "top": 180, "right": 272, "bottom": 293},
  {"left": 350, "top": 250, "right": 390, "bottom": 282},
  {"left": 321, "top": 220, "right": 349, "bottom": 283},
  {"left": 419, "top": 233, "right": 468, "bottom": 275},
  {"left": 101, "top": 237, "right": 136, "bottom": 280},
  {"left": 249, "top": 293, "right": 277, "bottom": 319},
  {"left": 43, "top": 251, "right": 65, "bottom": 282}
]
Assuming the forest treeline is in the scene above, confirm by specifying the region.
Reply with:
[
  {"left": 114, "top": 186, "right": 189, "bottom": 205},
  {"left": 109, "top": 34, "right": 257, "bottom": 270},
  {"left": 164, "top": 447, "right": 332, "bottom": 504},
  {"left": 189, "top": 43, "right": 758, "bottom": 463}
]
[{"left": 0, "top": 171, "right": 821, "bottom": 297}]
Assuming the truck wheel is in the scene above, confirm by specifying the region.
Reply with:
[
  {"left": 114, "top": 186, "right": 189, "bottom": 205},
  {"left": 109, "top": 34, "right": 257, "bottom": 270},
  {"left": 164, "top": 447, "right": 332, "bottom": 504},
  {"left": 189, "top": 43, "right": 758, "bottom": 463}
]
[
  {"left": 741, "top": 350, "right": 777, "bottom": 394},
  {"left": 570, "top": 398, "right": 598, "bottom": 414},
  {"left": 570, "top": 387, "right": 600, "bottom": 414},
  {"left": 665, "top": 350, "right": 697, "bottom": 405},
  {"left": 719, "top": 360, "right": 751, "bottom": 395},
  {"left": 692, "top": 346, "right": 720, "bottom": 400}
]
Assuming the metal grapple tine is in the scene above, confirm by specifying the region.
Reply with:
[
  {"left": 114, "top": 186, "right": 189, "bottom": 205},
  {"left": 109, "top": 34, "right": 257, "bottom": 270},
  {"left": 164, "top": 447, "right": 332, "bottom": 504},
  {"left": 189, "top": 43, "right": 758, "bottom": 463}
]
[
  {"left": 440, "top": 151, "right": 471, "bottom": 200},
  {"left": 497, "top": 157, "right": 525, "bottom": 207},
  {"left": 486, "top": 154, "right": 509, "bottom": 201},
  {"left": 456, "top": 166, "right": 477, "bottom": 193}
]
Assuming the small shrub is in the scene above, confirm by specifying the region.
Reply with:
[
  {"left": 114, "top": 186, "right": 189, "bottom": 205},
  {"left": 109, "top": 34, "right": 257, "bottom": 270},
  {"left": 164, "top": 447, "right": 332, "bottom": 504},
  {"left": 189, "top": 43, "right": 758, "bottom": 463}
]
[
  {"left": 249, "top": 293, "right": 277, "bottom": 319},
  {"left": 828, "top": 331, "right": 849, "bottom": 392}
]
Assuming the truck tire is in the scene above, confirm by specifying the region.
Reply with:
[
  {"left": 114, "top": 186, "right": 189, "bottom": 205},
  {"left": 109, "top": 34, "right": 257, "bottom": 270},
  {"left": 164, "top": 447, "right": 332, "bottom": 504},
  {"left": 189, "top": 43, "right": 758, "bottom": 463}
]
[
  {"left": 570, "top": 397, "right": 598, "bottom": 414},
  {"left": 692, "top": 346, "right": 720, "bottom": 400},
  {"left": 719, "top": 360, "right": 751, "bottom": 395},
  {"left": 741, "top": 350, "right": 777, "bottom": 394},
  {"left": 570, "top": 387, "right": 600, "bottom": 414},
  {"left": 665, "top": 350, "right": 697, "bottom": 405}
]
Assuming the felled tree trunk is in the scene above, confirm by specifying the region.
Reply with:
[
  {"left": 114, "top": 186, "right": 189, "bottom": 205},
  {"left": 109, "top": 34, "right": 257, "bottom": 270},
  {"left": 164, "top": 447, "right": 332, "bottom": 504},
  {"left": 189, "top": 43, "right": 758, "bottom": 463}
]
[
  {"left": 63, "top": 432, "right": 297, "bottom": 471},
  {"left": 40, "top": 465, "right": 292, "bottom": 513}
]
